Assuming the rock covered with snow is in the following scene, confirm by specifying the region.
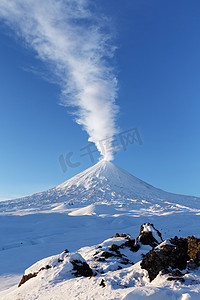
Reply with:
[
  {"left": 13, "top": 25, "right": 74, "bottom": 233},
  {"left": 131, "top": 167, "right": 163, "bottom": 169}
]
[
  {"left": 18, "top": 251, "right": 93, "bottom": 287},
  {"left": 141, "top": 235, "right": 200, "bottom": 282},
  {"left": 79, "top": 233, "right": 143, "bottom": 274},
  {"left": 17, "top": 224, "right": 160, "bottom": 290},
  {"left": 2, "top": 224, "right": 200, "bottom": 299},
  {"left": 141, "top": 237, "right": 188, "bottom": 281},
  {"left": 17, "top": 224, "right": 200, "bottom": 289},
  {"left": 136, "top": 222, "right": 163, "bottom": 247}
]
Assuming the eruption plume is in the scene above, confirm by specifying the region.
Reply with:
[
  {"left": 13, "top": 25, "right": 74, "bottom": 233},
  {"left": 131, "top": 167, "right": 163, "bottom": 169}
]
[{"left": 0, "top": 0, "right": 119, "bottom": 161}]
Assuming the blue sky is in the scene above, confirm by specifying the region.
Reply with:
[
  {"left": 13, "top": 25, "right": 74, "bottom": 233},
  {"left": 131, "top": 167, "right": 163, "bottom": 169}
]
[{"left": 0, "top": 0, "right": 200, "bottom": 200}]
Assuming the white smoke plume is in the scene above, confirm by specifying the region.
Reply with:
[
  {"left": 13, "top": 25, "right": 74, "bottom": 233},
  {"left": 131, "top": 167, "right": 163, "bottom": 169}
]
[{"left": 0, "top": 0, "right": 119, "bottom": 161}]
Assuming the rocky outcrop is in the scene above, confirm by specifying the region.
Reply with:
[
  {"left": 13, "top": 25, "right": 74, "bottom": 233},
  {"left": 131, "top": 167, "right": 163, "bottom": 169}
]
[
  {"left": 141, "top": 238, "right": 189, "bottom": 281},
  {"left": 18, "top": 223, "right": 164, "bottom": 288},
  {"left": 18, "top": 264, "right": 52, "bottom": 287},
  {"left": 71, "top": 259, "right": 93, "bottom": 277},
  {"left": 136, "top": 223, "right": 163, "bottom": 247},
  {"left": 187, "top": 236, "right": 200, "bottom": 264},
  {"left": 18, "top": 252, "right": 93, "bottom": 287},
  {"left": 18, "top": 224, "right": 200, "bottom": 288},
  {"left": 18, "top": 272, "right": 38, "bottom": 287},
  {"left": 141, "top": 235, "right": 200, "bottom": 281}
]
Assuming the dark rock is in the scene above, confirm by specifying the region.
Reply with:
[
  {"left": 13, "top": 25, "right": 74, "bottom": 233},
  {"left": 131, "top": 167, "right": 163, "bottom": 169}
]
[
  {"left": 58, "top": 258, "right": 64, "bottom": 263},
  {"left": 39, "top": 265, "right": 52, "bottom": 271},
  {"left": 187, "top": 236, "right": 200, "bottom": 263},
  {"left": 120, "top": 233, "right": 127, "bottom": 238},
  {"left": 45, "top": 265, "right": 52, "bottom": 269},
  {"left": 101, "top": 251, "right": 113, "bottom": 259},
  {"left": 131, "top": 244, "right": 140, "bottom": 252},
  {"left": 112, "top": 235, "right": 140, "bottom": 253},
  {"left": 187, "top": 259, "right": 197, "bottom": 269},
  {"left": 114, "top": 233, "right": 131, "bottom": 239},
  {"left": 136, "top": 223, "right": 163, "bottom": 247},
  {"left": 71, "top": 259, "right": 93, "bottom": 277},
  {"left": 19, "top": 263, "right": 54, "bottom": 287},
  {"left": 170, "top": 269, "right": 183, "bottom": 277},
  {"left": 95, "top": 257, "right": 105, "bottom": 262},
  {"left": 121, "top": 239, "right": 134, "bottom": 248},
  {"left": 121, "top": 239, "right": 140, "bottom": 252},
  {"left": 18, "top": 272, "right": 38, "bottom": 287},
  {"left": 170, "top": 236, "right": 188, "bottom": 251},
  {"left": 110, "top": 244, "right": 120, "bottom": 252},
  {"left": 167, "top": 277, "right": 185, "bottom": 283},
  {"left": 99, "top": 279, "right": 106, "bottom": 287},
  {"left": 109, "top": 244, "right": 123, "bottom": 258},
  {"left": 64, "top": 249, "right": 69, "bottom": 253},
  {"left": 141, "top": 237, "right": 189, "bottom": 281}
]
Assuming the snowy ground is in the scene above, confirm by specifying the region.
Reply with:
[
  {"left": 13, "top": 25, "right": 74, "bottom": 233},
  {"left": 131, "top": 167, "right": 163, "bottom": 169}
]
[{"left": 0, "top": 161, "right": 200, "bottom": 299}]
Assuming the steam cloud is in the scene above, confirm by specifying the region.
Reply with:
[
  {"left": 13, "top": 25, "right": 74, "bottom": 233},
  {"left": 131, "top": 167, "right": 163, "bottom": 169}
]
[{"left": 0, "top": 0, "right": 119, "bottom": 161}]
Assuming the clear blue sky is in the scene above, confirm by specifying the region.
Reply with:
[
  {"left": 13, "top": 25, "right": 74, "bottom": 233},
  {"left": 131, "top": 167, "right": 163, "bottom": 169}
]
[{"left": 0, "top": 0, "right": 200, "bottom": 200}]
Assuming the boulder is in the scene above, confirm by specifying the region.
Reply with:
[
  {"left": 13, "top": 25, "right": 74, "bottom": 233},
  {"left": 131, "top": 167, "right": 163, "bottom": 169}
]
[
  {"left": 187, "top": 235, "right": 200, "bottom": 264},
  {"left": 136, "top": 223, "right": 163, "bottom": 247},
  {"left": 71, "top": 259, "right": 93, "bottom": 277},
  {"left": 141, "top": 237, "right": 189, "bottom": 281}
]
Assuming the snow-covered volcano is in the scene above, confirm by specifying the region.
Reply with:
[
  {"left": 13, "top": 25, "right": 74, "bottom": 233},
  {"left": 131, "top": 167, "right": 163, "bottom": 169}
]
[
  {"left": 1, "top": 160, "right": 199, "bottom": 215},
  {"left": 1, "top": 161, "right": 200, "bottom": 298}
]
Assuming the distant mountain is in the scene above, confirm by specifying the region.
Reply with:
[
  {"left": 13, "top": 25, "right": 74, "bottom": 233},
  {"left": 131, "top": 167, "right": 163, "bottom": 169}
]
[{"left": 1, "top": 160, "right": 199, "bottom": 215}]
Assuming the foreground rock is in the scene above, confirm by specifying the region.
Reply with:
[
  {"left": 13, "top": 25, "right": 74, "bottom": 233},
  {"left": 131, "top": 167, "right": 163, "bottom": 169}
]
[
  {"left": 18, "top": 252, "right": 93, "bottom": 287},
  {"left": 141, "top": 235, "right": 200, "bottom": 281},
  {"left": 136, "top": 223, "right": 163, "bottom": 247},
  {"left": 18, "top": 223, "right": 200, "bottom": 289},
  {"left": 18, "top": 223, "right": 157, "bottom": 288},
  {"left": 187, "top": 235, "right": 200, "bottom": 263}
]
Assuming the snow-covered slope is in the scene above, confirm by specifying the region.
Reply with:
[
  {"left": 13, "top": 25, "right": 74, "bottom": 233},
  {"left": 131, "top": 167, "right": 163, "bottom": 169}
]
[
  {"left": 2, "top": 224, "right": 200, "bottom": 300},
  {"left": 0, "top": 160, "right": 199, "bottom": 215},
  {"left": 1, "top": 160, "right": 200, "bottom": 299}
]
